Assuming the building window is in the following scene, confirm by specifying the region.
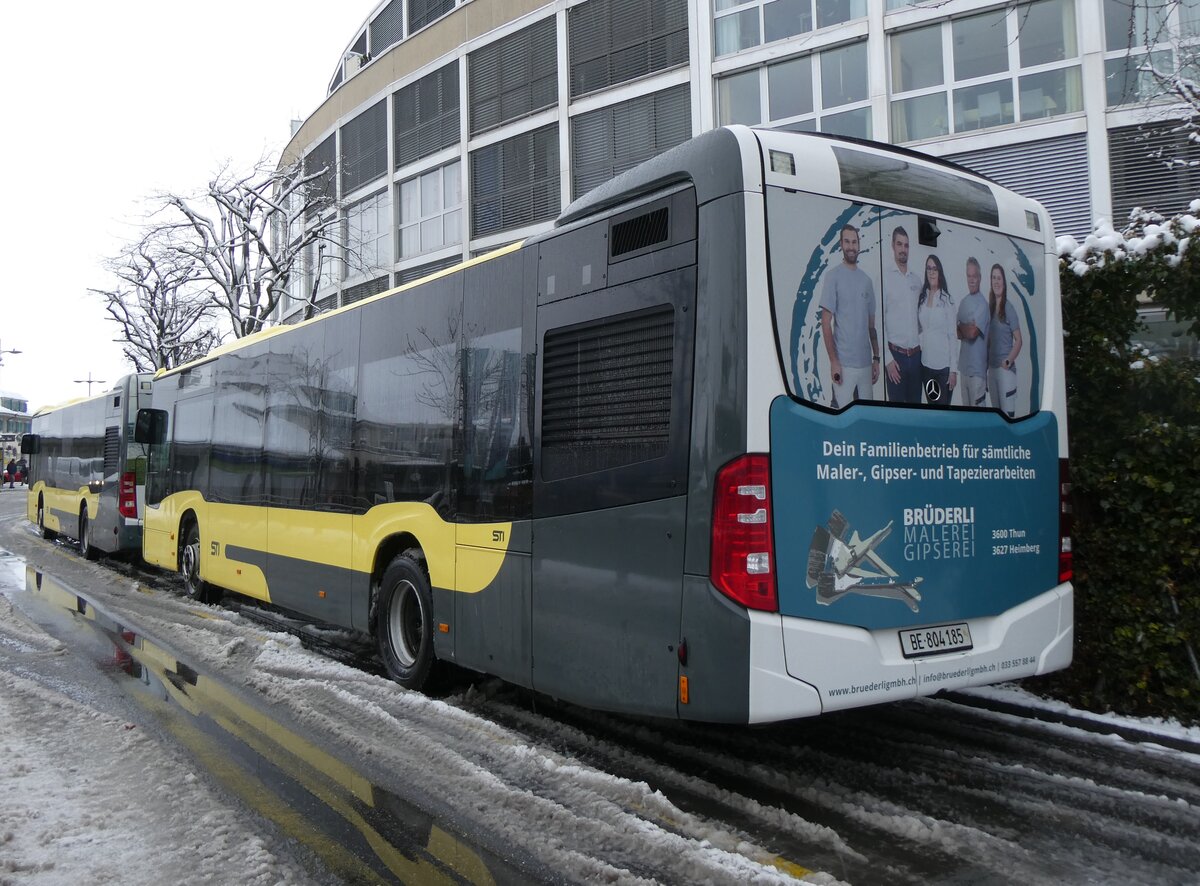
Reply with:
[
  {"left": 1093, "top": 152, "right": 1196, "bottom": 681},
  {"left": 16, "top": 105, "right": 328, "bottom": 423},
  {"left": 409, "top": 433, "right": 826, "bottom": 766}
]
[
  {"left": 304, "top": 134, "right": 337, "bottom": 218},
  {"left": 1109, "top": 120, "right": 1200, "bottom": 221},
  {"left": 714, "top": 0, "right": 866, "bottom": 58},
  {"left": 715, "top": 6, "right": 759, "bottom": 56},
  {"left": 822, "top": 106, "right": 870, "bottom": 139},
  {"left": 399, "top": 162, "right": 462, "bottom": 259},
  {"left": 1018, "top": 66, "right": 1084, "bottom": 121},
  {"left": 568, "top": 0, "right": 689, "bottom": 99},
  {"left": 765, "top": 0, "right": 813, "bottom": 44},
  {"left": 346, "top": 190, "right": 393, "bottom": 279},
  {"left": 468, "top": 17, "right": 558, "bottom": 136},
  {"left": 892, "top": 93, "right": 948, "bottom": 142},
  {"left": 394, "top": 61, "right": 460, "bottom": 170},
  {"left": 409, "top": 0, "right": 455, "bottom": 34},
  {"left": 1020, "top": 0, "right": 1079, "bottom": 66},
  {"left": 340, "top": 100, "right": 388, "bottom": 195},
  {"left": 342, "top": 275, "right": 391, "bottom": 306},
  {"left": 891, "top": 22, "right": 942, "bottom": 93},
  {"left": 571, "top": 84, "right": 692, "bottom": 198},
  {"left": 370, "top": 0, "right": 404, "bottom": 56},
  {"left": 716, "top": 68, "right": 761, "bottom": 125},
  {"left": 953, "top": 80, "right": 1016, "bottom": 131},
  {"left": 888, "top": 0, "right": 1082, "bottom": 143},
  {"left": 768, "top": 55, "right": 814, "bottom": 120},
  {"left": 953, "top": 9, "right": 1010, "bottom": 81},
  {"left": 1105, "top": 49, "right": 1173, "bottom": 107},
  {"left": 303, "top": 217, "right": 340, "bottom": 304},
  {"left": 820, "top": 40, "right": 868, "bottom": 108},
  {"left": 284, "top": 236, "right": 306, "bottom": 315},
  {"left": 1103, "top": 0, "right": 1200, "bottom": 107},
  {"left": 469, "top": 124, "right": 560, "bottom": 238},
  {"left": 398, "top": 255, "right": 462, "bottom": 285},
  {"left": 716, "top": 39, "right": 870, "bottom": 137}
]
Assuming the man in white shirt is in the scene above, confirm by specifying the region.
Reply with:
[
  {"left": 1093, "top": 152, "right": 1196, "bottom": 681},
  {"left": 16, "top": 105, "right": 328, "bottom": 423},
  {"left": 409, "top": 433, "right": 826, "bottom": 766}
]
[{"left": 883, "top": 226, "right": 922, "bottom": 403}]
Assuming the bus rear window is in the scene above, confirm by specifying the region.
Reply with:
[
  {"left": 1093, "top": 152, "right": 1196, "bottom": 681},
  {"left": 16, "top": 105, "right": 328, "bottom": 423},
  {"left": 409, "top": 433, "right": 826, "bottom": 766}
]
[
  {"left": 832, "top": 146, "right": 999, "bottom": 228},
  {"left": 766, "top": 188, "right": 1045, "bottom": 419}
]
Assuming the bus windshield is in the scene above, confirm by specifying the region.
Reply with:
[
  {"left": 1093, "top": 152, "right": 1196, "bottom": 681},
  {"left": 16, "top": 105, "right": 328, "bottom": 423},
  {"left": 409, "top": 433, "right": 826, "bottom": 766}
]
[{"left": 766, "top": 187, "right": 1046, "bottom": 419}]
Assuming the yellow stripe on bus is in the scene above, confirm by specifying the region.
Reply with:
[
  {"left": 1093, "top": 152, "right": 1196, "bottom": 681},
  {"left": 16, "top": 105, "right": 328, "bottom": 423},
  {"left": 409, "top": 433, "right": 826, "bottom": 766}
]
[{"left": 147, "top": 494, "right": 513, "bottom": 598}]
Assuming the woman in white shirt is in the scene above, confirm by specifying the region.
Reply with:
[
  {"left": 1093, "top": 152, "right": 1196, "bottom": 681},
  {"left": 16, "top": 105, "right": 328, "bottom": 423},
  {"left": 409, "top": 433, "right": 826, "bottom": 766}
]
[{"left": 917, "top": 254, "right": 957, "bottom": 404}]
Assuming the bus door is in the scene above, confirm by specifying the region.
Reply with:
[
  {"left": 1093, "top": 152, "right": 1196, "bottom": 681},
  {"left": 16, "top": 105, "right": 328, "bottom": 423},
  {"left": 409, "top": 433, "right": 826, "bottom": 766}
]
[
  {"left": 205, "top": 348, "right": 269, "bottom": 599},
  {"left": 453, "top": 255, "right": 534, "bottom": 688},
  {"left": 131, "top": 375, "right": 154, "bottom": 520},
  {"left": 530, "top": 201, "right": 697, "bottom": 718}
]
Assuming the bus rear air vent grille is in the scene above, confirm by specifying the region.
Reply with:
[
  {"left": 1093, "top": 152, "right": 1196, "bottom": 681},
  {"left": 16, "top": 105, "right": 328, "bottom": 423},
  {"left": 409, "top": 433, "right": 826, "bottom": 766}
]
[
  {"left": 610, "top": 207, "right": 669, "bottom": 258},
  {"left": 541, "top": 305, "right": 674, "bottom": 479},
  {"left": 103, "top": 426, "right": 121, "bottom": 476}
]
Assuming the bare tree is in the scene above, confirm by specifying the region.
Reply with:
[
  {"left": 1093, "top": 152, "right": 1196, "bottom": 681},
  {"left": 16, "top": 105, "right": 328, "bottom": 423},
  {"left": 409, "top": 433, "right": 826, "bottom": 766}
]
[
  {"left": 155, "top": 156, "right": 342, "bottom": 338},
  {"left": 1119, "top": 1, "right": 1200, "bottom": 161},
  {"left": 90, "top": 232, "right": 221, "bottom": 372}
]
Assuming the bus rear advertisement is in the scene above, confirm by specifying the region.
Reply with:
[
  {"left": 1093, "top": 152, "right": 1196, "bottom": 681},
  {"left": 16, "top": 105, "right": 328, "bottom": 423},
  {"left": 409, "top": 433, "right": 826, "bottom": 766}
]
[
  {"left": 756, "top": 128, "right": 1070, "bottom": 714},
  {"left": 46, "top": 127, "right": 1068, "bottom": 724}
]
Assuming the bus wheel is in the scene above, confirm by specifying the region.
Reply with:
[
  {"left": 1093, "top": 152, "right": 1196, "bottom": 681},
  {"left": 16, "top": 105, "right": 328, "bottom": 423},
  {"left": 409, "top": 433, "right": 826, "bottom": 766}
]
[
  {"left": 37, "top": 498, "right": 56, "bottom": 541},
  {"left": 181, "top": 522, "right": 221, "bottom": 605},
  {"left": 79, "top": 506, "right": 100, "bottom": 561},
  {"left": 376, "top": 552, "right": 436, "bottom": 691}
]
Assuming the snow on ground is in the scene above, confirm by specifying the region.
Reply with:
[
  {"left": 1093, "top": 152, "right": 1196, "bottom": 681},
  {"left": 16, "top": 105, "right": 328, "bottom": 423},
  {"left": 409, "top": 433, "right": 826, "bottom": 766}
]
[
  {"left": 0, "top": 548, "right": 843, "bottom": 886},
  {"left": 2, "top": 533, "right": 1197, "bottom": 886},
  {"left": 961, "top": 683, "right": 1200, "bottom": 750},
  {"left": 0, "top": 573, "right": 321, "bottom": 885}
]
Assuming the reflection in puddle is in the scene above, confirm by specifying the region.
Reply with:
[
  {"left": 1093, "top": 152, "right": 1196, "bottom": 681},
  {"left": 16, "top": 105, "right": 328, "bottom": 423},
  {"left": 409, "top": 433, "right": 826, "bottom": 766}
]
[{"left": 23, "top": 566, "right": 523, "bottom": 886}]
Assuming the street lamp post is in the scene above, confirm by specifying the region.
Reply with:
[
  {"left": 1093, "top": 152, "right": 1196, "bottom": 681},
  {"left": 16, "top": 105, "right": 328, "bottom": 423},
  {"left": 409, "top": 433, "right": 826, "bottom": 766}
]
[
  {"left": 73, "top": 372, "right": 107, "bottom": 396},
  {"left": 0, "top": 341, "right": 24, "bottom": 462},
  {"left": 0, "top": 339, "right": 21, "bottom": 386}
]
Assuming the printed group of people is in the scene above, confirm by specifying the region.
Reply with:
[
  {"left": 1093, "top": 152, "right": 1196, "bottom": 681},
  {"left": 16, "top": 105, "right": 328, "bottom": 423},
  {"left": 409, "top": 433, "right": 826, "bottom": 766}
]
[{"left": 819, "top": 223, "right": 1023, "bottom": 416}]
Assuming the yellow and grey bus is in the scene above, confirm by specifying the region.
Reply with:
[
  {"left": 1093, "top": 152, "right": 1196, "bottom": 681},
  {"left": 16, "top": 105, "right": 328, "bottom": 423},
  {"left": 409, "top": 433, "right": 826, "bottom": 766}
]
[
  {"left": 132, "top": 127, "right": 1072, "bottom": 723},
  {"left": 23, "top": 374, "right": 154, "bottom": 559}
]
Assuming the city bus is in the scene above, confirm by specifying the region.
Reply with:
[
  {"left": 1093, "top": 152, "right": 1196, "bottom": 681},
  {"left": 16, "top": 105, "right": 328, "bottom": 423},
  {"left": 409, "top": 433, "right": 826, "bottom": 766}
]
[
  {"left": 132, "top": 127, "right": 1072, "bottom": 723},
  {"left": 22, "top": 373, "right": 154, "bottom": 559}
]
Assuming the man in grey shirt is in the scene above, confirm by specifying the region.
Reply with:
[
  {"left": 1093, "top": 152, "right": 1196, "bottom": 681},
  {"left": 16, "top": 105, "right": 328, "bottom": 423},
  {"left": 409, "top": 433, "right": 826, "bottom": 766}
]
[
  {"left": 820, "top": 224, "right": 879, "bottom": 407},
  {"left": 956, "top": 257, "right": 990, "bottom": 407}
]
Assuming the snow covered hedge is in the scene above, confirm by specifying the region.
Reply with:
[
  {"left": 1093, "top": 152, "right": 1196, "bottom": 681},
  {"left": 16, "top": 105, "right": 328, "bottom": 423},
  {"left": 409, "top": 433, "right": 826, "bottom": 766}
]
[{"left": 1039, "top": 204, "right": 1200, "bottom": 724}]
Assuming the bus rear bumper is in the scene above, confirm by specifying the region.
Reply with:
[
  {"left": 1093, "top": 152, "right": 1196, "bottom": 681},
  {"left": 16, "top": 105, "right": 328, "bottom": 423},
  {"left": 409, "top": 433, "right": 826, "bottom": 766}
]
[{"left": 747, "top": 583, "right": 1073, "bottom": 722}]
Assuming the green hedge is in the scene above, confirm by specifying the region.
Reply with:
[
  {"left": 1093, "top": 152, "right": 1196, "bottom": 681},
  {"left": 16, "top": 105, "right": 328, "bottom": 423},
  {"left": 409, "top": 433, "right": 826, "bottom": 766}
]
[{"left": 1032, "top": 209, "right": 1200, "bottom": 723}]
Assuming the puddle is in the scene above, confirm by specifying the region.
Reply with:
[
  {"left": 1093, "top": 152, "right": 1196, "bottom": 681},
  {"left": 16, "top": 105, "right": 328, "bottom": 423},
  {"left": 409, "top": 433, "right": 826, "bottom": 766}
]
[{"left": 19, "top": 564, "right": 541, "bottom": 886}]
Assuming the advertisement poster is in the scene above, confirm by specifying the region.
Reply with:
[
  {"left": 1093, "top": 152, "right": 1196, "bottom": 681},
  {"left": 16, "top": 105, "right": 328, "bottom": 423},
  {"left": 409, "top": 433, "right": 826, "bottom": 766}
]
[
  {"left": 765, "top": 189, "right": 1058, "bottom": 631},
  {"left": 768, "top": 191, "right": 1043, "bottom": 419}
]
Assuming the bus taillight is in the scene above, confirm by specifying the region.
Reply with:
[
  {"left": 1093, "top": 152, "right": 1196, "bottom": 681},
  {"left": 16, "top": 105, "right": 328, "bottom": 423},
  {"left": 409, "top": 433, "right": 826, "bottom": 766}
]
[
  {"left": 118, "top": 471, "right": 138, "bottom": 518},
  {"left": 1059, "top": 458, "right": 1073, "bottom": 584},
  {"left": 711, "top": 454, "right": 777, "bottom": 612}
]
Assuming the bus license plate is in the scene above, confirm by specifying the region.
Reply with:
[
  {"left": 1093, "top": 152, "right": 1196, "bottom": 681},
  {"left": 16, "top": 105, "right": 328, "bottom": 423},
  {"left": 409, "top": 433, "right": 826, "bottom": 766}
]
[{"left": 899, "top": 623, "right": 973, "bottom": 658}]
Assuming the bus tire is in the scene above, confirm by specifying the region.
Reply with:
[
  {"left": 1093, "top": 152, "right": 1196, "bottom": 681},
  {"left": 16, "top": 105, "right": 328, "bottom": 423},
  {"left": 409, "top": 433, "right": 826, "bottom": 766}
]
[
  {"left": 37, "top": 497, "right": 56, "bottom": 541},
  {"left": 376, "top": 552, "right": 437, "bottom": 691},
  {"left": 180, "top": 521, "right": 221, "bottom": 605},
  {"left": 79, "top": 506, "right": 100, "bottom": 561}
]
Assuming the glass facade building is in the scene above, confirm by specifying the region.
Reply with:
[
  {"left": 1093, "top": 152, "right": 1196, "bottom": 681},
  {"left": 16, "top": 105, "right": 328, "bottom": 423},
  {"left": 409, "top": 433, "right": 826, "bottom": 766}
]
[{"left": 275, "top": 0, "right": 1200, "bottom": 322}]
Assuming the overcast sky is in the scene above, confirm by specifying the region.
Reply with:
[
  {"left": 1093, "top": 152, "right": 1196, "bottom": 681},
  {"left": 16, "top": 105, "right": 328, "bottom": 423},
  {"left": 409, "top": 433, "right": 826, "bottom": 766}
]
[{"left": 0, "top": 0, "right": 376, "bottom": 411}]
